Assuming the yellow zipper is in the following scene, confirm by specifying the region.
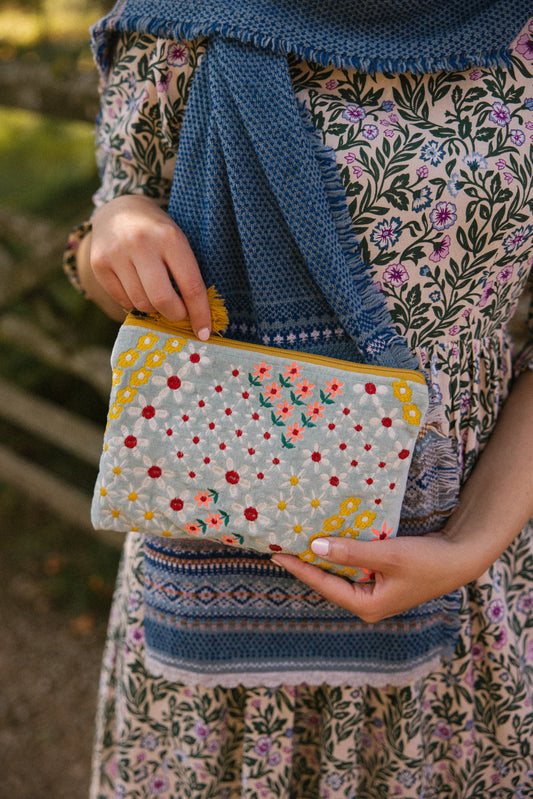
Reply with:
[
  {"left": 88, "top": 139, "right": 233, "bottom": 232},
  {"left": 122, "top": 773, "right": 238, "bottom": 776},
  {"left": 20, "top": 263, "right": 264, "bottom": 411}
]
[{"left": 124, "top": 313, "right": 426, "bottom": 384}]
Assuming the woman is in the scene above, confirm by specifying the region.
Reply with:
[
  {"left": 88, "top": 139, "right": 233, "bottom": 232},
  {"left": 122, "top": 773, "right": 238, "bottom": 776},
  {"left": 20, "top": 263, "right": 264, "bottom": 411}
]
[{"left": 66, "top": 2, "right": 533, "bottom": 796}]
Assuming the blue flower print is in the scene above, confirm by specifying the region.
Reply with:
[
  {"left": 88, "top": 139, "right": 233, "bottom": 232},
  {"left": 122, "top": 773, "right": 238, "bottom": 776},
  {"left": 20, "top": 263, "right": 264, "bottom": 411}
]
[
  {"left": 429, "top": 201, "right": 458, "bottom": 231},
  {"left": 370, "top": 216, "right": 402, "bottom": 250},
  {"left": 525, "top": 97, "right": 533, "bottom": 110},
  {"left": 362, "top": 124, "right": 379, "bottom": 140},
  {"left": 463, "top": 152, "right": 488, "bottom": 171},
  {"left": 381, "top": 100, "right": 395, "bottom": 112},
  {"left": 510, "top": 129, "right": 526, "bottom": 145},
  {"left": 503, "top": 224, "right": 533, "bottom": 253},
  {"left": 447, "top": 173, "right": 461, "bottom": 197},
  {"left": 342, "top": 104, "right": 366, "bottom": 124},
  {"left": 420, "top": 139, "right": 445, "bottom": 166},
  {"left": 489, "top": 101, "right": 512, "bottom": 126},
  {"left": 429, "top": 290, "right": 441, "bottom": 302},
  {"left": 411, "top": 185, "right": 432, "bottom": 212},
  {"left": 419, "top": 265, "right": 431, "bottom": 276}
]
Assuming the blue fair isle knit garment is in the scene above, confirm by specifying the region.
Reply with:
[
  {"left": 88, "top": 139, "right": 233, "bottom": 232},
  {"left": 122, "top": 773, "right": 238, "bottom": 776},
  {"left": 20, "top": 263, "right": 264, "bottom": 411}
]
[{"left": 91, "top": 0, "right": 532, "bottom": 686}]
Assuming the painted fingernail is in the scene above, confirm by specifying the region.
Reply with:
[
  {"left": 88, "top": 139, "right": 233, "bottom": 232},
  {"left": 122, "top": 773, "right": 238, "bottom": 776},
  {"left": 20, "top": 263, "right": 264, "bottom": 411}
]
[
  {"left": 197, "top": 327, "right": 210, "bottom": 341},
  {"left": 311, "top": 538, "right": 330, "bottom": 557}
]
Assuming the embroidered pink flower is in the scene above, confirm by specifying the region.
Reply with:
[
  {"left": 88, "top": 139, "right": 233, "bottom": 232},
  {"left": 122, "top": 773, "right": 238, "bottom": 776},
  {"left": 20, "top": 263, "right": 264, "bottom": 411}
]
[
  {"left": 429, "top": 234, "right": 451, "bottom": 262},
  {"left": 287, "top": 422, "right": 304, "bottom": 441},
  {"left": 325, "top": 79, "right": 338, "bottom": 90},
  {"left": 206, "top": 512, "right": 223, "bottom": 530},
  {"left": 351, "top": 163, "right": 363, "bottom": 178},
  {"left": 294, "top": 379, "right": 314, "bottom": 400},
  {"left": 325, "top": 378, "right": 343, "bottom": 397},
  {"left": 195, "top": 491, "right": 213, "bottom": 508},
  {"left": 263, "top": 381, "right": 283, "bottom": 401},
  {"left": 253, "top": 361, "right": 272, "bottom": 380},
  {"left": 167, "top": 43, "right": 189, "bottom": 65},
  {"left": 469, "top": 69, "right": 483, "bottom": 80},
  {"left": 276, "top": 400, "right": 294, "bottom": 419},
  {"left": 503, "top": 172, "right": 514, "bottom": 184},
  {"left": 306, "top": 401, "right": 325, "bottom": 421},
  {"left": 416, "top": 165, "right": 429, "bottom": 178},
  {"left": 496, "top": 158, "right": 507, "bottom": 170},
  {"left": 383, "top": 262, "right": 409, "bottom": 287},
  {"left": 284, "top": 361, "right": 302, "bottom": 381}
]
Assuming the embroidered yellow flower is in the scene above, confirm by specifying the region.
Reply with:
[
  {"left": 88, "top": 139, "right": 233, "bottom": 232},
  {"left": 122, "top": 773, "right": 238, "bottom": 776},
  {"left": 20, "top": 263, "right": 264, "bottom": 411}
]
[
  {"left": 392, "top": 379, "right": 412, "bottom": 403},
  {"left": 136, "top": 332, "right": 159, "bottom": 351},
  {"left": 144, "top": 511, "right": 154, "bottom": 521},
  {"left": 310, "top": 498, "right": 320, "bottom": 509},
  {"left": 290, "top": 476, "right": 299, "bottom": 486},
  {"left": 402, "top": 402, "right": 422, "bottom": 426},
  {"left": 339, "top": 497, "right": 361, "bottom": 517},
  {"left": 128, "top": 492, "right": 138, "bottom": 502},
  {"left": 145, "top": 350, "right": 167, "bottom": 368},
  {"left": 323, "top": 514, "right": 344, "bottom": 532},
  {"left": 353, "top": 510, "right": 376, "bottom": 529},
  {"left": 294, "top": 524, "right": 303, "bottom": 534},
  {"left": 163, "top": 336, "right": 187, "bottom": 353},
  {"left": 116, "top": 386, "right": 137, "bottom": 405},
  {"left": 278, "top": 501, "right": 287, "bottom": 511},
  {"left": 117, "top": 349, "right": 140, "bottom": 368},
  {"left": 108, "top": 402, "right": 122, "bottom": 420},
  {"left": 100, "top": 487, "right": 107, "bottom": 497},
  {"left": 112, "top": 367, "right": 124, "bottom": 386},
  {"left": 130, "top": 367, "right": 152, "bottom": 386},
  {"left": 339, "top": 527, "right": 360, "bottom": 539}
]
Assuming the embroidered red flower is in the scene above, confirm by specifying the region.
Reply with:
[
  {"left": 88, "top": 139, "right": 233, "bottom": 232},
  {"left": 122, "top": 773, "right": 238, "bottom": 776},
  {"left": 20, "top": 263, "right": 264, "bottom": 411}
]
[
  {"left": 148, "top": 466, "right": 162, "bottom": 478},
  {"left": 244, "top": 506, "right": 258, "bottom": 521},
  {"left": 142, "top": 405, "right": 155, "bottom": 419},
  {"left": 382, "top": 417, "right": 392, "bottom": 427},
  {"left": 311, "top": 451, "right": 322, "bottom": 463},
  {"left": 190, "top": 353, "right": 200, "bottom": 363},
  {"left": 167, "top": 376, "right": 181, "bottom": 389},
  {"left": 330, "top": 476, "right": 340, "bottom": 487},
  {"left": 124, "top": 435, "right": 137, "bottom": 448},
  {"left": 398, "top": 449, "right": 410, "bottom": 459},
  {"left": 226, "top": 470, "right": 240, "bottom": 484},
  {"left": 170, "top": 498, "right": 184, "bottom": 511},
  {"left": 365, "top": 382, "right": 376, "bottom": 394}
]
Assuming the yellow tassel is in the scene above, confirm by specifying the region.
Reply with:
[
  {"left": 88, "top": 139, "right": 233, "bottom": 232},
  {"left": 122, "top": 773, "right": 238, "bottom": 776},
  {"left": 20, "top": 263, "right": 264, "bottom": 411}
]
[{"left": 143, "top": 286, "right": 229, "bottom": 339}]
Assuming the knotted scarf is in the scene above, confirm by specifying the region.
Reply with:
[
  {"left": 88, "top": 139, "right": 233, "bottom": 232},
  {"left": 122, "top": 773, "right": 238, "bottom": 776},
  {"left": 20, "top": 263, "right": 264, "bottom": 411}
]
[{"left": 91, "top": 1, "right": 531, "bottom": 685}]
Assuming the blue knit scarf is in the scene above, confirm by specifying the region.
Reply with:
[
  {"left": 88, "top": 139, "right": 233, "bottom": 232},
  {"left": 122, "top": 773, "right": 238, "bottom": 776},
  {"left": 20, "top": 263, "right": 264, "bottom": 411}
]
[{"left": 91, "top": 1, "right": 531, "bottom": 684}]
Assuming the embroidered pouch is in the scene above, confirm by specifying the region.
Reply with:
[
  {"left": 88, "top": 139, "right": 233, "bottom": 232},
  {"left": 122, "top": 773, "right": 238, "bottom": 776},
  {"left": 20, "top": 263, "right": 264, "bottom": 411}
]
[{"left": 92, "top": 297, "right": 428, "bottom": 580}]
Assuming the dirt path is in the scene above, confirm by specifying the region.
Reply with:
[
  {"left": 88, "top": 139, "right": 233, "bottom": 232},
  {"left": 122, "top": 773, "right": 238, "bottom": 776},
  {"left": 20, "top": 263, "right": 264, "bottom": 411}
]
[{"left": 1, "top": 569, "right": 108, "bottom": 799}]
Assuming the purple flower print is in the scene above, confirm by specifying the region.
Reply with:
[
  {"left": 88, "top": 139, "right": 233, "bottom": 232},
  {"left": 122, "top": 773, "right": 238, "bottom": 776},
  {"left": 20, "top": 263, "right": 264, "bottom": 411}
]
[
  {"left": 156, "top": 72, "right": 172, "bottom": 93},
  {"left": 489, "top": 101, "right": 512, "bottom": 127},
  {"left": 493, "top": 627, "right": 508, "bottom": 650},
  {"left": 510, "top": 129, "right": 526, "bottom": 145},
  {"left": 517, "top": 589, "right": 533, "bottom": 614},
  {"left": 448, "top": 324, "right": 461, "bottom": 337},
  {"left": 478, "top": 282, "right": 493, "bottom": 308},
  {"left": 496, "top": 158, "right": 507, "bottom": 170},
  {"left": 420, "top": 139, "right": 445, "bottom": 166},
  {"left": 515, "top": 33, "right": 533, "bottom": 60},
  {"left": 370, "top": 217, "right": 402, "bottom": 250},
  {"left": 430, "top": 202, "right": 457, "bottom": 231},
  {"left": 254, "top": 736, "right": 273, "bottom": 757},
  {"left": 325, "top": 79, "right": 338, "bottom": 90},
  {"left": 434, "top": 721, "right": 453, "bottom": 740},
  {"left": 496, "top": 263, "right": 514, "bottom": 284},
  {"left": 362, "top": 124, "right": 379, "bottom": 140},
  {"left": 469, "top": 69, "right": 483, "bottom": 80},
  {"left": 416, "top": 165, "right": 429, "bottom": 178},
  {"left": 167, "top": 42, "right": 189, "bottom": 66},
  {"left": 383, "top": 262, "right": 409, "bottom": 286},
  {"left": 342, "top": 104, "right": 366, "bottom": 124},
  {"left": 486, "top": 598, "right": 505, "bottom": 624},
  {"left": 429, "top": 234, "right": 451, "bottom": 262},
  {"left": 193, "top": 720, "right": 210, "bottom": 739},
  {"left": 148, "top": 775, "right": 170, "bottom": 795}
]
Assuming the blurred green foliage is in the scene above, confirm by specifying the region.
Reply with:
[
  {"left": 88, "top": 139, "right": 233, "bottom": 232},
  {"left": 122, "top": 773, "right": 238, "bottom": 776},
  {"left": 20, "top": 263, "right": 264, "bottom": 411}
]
[{"left": 0, "top": 0, "right": 121, "bottom": 621}]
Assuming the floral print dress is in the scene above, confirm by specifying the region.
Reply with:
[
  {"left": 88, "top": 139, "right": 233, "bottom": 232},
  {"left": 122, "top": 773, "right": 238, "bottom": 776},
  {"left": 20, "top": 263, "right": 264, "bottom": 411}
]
[{"left": 88, "top": 20, "right": 533, "bottom": 799}]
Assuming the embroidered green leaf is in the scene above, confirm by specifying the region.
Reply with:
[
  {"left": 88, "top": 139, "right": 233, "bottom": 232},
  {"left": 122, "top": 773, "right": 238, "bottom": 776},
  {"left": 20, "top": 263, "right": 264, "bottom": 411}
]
[
  {"left": 248, "top": 373, "right": 262, "bottom": 387},
  {"left": 271, "top": 412, "right": 285, "bottom": 427},
  {"left": 281, "top": 434, "right": 295, "bottom": 449},
  {"left": 290, "top": 391, "right": 306, "bottom": 406},
  {"left": 259, "top": 394, "right": 273, "bottom": 407}
]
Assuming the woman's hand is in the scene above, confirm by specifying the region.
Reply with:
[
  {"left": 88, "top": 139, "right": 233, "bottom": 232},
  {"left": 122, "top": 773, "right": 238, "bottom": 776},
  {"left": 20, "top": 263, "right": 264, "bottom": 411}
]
[
  {"left": 271, "top": 530, "right": 476, "bottom": 622},
  {"left": 81, "top": 195, "right": 212, "bottom": 337}
]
